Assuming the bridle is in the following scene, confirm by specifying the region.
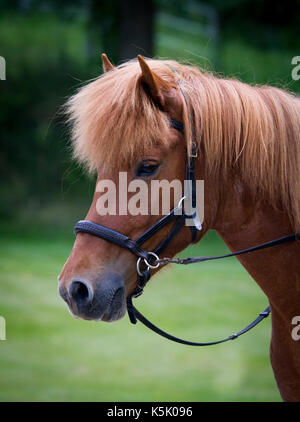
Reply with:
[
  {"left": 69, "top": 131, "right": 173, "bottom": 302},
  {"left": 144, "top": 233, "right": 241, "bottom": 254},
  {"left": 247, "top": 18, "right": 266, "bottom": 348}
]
[{"left": 74, "top": 118, "right": 299, "bottom": 346}]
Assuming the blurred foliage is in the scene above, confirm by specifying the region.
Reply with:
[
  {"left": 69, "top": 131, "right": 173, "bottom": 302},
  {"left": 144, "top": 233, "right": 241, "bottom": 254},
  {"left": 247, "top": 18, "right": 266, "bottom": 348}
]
[
  {"left": 0, "top": 0, "right": 299, "bottom": 218},
  {"left": 205, "top": 0, "right": 300, "bottom": 49},
  {"left": 0, "top": 9, "right": 99, "bottom": 218}
]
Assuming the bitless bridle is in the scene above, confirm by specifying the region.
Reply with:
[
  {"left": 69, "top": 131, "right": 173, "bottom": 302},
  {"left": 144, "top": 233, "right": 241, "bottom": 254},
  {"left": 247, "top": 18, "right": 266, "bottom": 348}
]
[{"left": 74, "top": 118, "right": 299, "bottom": 346}]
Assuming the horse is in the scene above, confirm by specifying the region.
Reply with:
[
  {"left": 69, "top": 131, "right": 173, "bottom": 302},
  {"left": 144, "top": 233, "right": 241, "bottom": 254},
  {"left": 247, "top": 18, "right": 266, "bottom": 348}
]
[{"left": 58, "top": 54, "right": 300, "bottom": 401}]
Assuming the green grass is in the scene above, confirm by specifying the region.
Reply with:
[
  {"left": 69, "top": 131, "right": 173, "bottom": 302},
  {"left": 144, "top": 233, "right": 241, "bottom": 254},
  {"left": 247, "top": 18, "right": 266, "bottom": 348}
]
[{"left": 0, "top": 213, "right": 281, "bottom": 402}]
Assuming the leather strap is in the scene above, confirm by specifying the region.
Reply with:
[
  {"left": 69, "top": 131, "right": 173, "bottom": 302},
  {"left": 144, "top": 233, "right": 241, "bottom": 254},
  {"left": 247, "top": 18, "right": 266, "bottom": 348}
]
[
  {"left": 74, "top": 220, "right": 150, "bottom": 260},
  {"left": 158, "top": 233, "right": 300, "bottom": 265},
  {"left": 129, "top": 232, "right": 298, "bottom": 344},
  {"left": 169, "top": 118, "right": 184, "bottom": 133},
  {"left": 135, "top": 208, "right": 180, "bottom": 247},
  {"left": 132, "top": 305, "right": 271, "bottom": 346}
]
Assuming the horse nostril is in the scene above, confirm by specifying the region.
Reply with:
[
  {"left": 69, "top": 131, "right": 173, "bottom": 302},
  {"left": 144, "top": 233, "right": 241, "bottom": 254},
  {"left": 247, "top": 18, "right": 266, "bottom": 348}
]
[{"left": 69, "top": 280, "right": 93, "bottom": 306}]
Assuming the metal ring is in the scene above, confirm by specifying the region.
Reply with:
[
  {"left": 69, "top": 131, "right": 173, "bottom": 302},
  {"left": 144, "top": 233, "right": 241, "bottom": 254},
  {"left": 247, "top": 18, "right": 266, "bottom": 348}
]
[
  {"left": 136, "top": 258, "right": 143, "bottom": 277},
  {"left": 136, "top": 252, "right": 160, "bottom": 276},
  {"left": 136, "top": 257, "right": 144, "bottom": 276},
  {"left": 144, "top": 252, "right": 160, "bottom": 269}
]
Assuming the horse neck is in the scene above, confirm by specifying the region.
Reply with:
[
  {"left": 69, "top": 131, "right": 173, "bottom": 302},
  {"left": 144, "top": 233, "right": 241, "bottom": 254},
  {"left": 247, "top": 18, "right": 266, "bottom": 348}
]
[{"left": 210, "top": 176, "right": 300, "bottom": 314}]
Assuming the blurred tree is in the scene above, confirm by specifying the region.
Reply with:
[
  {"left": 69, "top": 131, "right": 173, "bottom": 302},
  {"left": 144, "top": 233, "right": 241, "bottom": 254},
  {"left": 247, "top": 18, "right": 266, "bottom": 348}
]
[
  {"left": 203, "top": 0, "right": 300, "bottom": 50},
  {"left": 90, "top": 0, "right": 154, "bottom": 65},
  {"left": 119, "top": 0, "right": 154, "bottom": 60},
  {"left": 89, "top": 0, "right": 120, "bottom": 64}
]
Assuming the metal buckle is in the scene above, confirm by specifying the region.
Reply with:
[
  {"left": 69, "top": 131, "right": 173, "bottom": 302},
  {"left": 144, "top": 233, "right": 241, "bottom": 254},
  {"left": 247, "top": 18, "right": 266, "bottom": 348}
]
[
  {"left": 136, "top": 252, "right": 160, "bottom": 276},
  {"left": 177, "top": 196, "right": 186, "bottom": 209}
]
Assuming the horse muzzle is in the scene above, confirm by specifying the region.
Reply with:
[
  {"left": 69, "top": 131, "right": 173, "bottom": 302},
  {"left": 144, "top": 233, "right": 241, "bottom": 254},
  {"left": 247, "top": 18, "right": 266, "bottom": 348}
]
[{"left": 59, "top": 272, "right": 126, "bottom": 322}]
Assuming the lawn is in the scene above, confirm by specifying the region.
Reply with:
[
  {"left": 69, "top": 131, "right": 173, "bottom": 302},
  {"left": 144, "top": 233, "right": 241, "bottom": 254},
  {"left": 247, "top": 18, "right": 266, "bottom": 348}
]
[{"left": 0, "top": 212, "right": 280, "bottom": 402}]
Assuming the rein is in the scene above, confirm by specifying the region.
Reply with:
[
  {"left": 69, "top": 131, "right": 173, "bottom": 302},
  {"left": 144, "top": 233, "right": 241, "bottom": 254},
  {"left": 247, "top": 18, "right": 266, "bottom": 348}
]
[{"left": 74, "top": 118, "right": 299, "bottom": 346}]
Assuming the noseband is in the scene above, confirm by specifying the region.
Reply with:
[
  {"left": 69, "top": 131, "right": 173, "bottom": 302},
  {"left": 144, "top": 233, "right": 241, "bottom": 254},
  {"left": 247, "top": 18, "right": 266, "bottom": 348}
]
[{"left": 74, "top": 118, "right": 299, "bottom": 346}]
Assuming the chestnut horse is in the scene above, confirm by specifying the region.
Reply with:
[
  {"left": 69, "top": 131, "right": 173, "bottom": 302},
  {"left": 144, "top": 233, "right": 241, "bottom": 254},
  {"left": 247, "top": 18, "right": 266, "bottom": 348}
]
[{"left": 59, "top": 54, "right": 300, "bottom": 401}]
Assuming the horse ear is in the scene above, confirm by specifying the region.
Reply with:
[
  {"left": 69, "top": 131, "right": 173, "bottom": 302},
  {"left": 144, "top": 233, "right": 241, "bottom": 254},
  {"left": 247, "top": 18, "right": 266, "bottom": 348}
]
[
  {"left": 101, "top": 53, "right": 115, "bottom": 73},
  {"left": 138, "top": 55, "right": 171, "bottom": 108}
]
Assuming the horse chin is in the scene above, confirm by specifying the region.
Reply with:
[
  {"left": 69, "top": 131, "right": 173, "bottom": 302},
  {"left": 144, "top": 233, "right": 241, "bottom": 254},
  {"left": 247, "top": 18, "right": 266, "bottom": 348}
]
[
  {"left": 100, "top": 285, "right": 127, "bottom": 322},
  {"left": 67, "top": 303, "right": 126, "bottom": 322},
  {"left": 101, "top": 305, "right": 127, "bottom": 322}
]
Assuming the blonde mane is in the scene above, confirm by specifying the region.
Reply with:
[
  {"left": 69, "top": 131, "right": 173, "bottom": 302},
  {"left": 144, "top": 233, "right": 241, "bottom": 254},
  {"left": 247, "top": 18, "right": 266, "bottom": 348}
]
[{"left": 66, "top": 58, "right": 300, "bottom": 230}]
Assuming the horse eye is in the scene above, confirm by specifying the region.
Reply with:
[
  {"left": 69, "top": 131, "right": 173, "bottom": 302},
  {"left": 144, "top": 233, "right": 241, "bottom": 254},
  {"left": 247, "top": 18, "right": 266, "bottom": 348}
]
[{"left": 135, "top": 161, "right": 160, "bottom": 177}]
